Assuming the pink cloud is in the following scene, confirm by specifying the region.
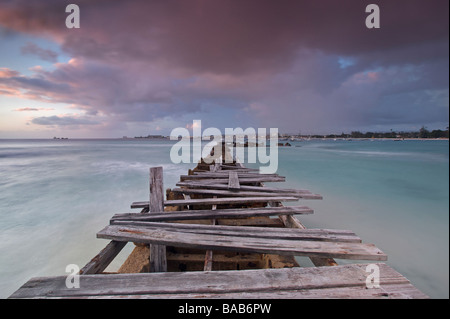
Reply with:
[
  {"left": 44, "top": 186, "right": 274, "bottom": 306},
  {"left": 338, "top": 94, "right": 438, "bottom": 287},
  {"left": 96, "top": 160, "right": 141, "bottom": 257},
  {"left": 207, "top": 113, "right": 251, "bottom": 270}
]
[
  {"left": 351, "top": 71, "right": 381, "bottom": 84},
  {"left": 14, "top": 107, "right": 55, "bottom": 112},
  {"left": 0, "top": 68, "right": 20, "bottom": 78}
]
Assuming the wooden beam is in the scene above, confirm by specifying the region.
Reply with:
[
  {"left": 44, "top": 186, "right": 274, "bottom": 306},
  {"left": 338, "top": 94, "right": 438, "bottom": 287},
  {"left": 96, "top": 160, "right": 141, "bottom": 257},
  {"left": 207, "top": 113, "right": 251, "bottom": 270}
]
[
  {"left": 179, "top": 176, "right": 286, "bottom": 183},
  {"left": 108, "top": 221, "right": 362, "bottom": 243},
  {"left": 97, "top": 224, "right": 387, "bottom": 261},
  {"left": 148, "top": 167, "right": 167, "bottom": 272},
  {"left": 112, "top": 206, "right": 314, "bottom": 223},
  {"left": 220, "top": 164, "right": 259, "bottom": 171},
  {"left": 175, "top": 182, "right": 322, "bottom": 199},
  {"left": 79, "top": 241, "right": 127, "bottom": 275},
  {"left": 194, "top": 171, "right": 280, "bottom": 177},
  {"left": 171, "top": 187, "right": 320, "bottom": 199},
  {"left": 10, "top": 264, "right": 427, "bottom": 299},
  {"left": 176, "top": 181, "right": 311, "bottom": 193},
  {"left": 167, "top": 252, "right": 261, "bottom": 263},
  {"left": 131, "top": 196, "right": 299, "bottom": 209},
  {"left": 217, "top": 217, "right": 283, "bottom": 227},
  {"left": 181, "top": 173, "right": 283, "bottom": 180}
]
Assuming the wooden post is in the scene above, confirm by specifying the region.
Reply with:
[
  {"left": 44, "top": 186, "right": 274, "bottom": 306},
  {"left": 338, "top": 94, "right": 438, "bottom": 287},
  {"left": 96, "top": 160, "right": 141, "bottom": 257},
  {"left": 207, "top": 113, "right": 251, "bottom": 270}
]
[
  {"left": 80, "top": 241, "right": 126, "bottom": 275},
  {"left": 149, "top": 167, "right": 167, "bottom": 272},
  {"left": 203, "top": 196, "right": 217, "bottom": 271},
  {"left": 228, "top": 171, "right": 240, "bottom": 190},
  {"left": 204, "top": 160, "right": 219, "bottom": 271}
]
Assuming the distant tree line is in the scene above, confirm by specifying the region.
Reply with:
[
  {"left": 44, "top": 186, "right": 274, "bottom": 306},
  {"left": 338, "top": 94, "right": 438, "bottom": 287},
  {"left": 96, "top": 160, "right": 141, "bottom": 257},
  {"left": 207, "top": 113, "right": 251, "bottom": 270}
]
[{"left": 310, "top": 126, "right": 449, "bottom": 139}]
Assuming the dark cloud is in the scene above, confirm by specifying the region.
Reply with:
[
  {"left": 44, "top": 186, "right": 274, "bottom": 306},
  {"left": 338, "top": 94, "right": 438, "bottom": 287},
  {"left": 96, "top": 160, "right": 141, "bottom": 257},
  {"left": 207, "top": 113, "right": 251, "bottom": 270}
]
[
  {"left": 31, "top": 115, "right": 98, "bottom": 126},
  {"left": 0, "top": 0, "right": 448, "bottom": 134},
  {"left": 1, "top": 0, "right": 447, "bottom": 73}
]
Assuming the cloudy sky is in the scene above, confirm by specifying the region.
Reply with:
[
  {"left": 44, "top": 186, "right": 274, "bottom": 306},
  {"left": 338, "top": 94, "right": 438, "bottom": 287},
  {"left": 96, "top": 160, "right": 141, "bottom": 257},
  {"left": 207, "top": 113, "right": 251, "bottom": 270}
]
[{"left": 0, "top": 0, "right": 448, "bottom": 138}]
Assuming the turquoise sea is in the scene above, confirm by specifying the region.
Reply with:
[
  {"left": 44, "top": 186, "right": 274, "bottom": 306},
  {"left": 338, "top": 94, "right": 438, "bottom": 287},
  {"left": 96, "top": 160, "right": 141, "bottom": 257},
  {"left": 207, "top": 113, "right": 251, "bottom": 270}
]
[{"left": 0, "top": 139, "right": 448, "bottom": 298}]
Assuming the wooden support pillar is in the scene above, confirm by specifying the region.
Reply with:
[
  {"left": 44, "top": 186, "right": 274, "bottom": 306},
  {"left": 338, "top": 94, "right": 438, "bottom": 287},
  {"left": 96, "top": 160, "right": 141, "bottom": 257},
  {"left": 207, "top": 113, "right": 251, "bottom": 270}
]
[
  {"left": 80, "top": 241, "right": 126, "bottom": 275},
  {"left": 149, "top": 167, "right": 167, "bottom": 272},
  {"left": 204, "top": 159, "right": 219, "bottom": 271},
  {"left": 228, "top": 171, "right": 240, "bottom": 190},
  {"left": 203, "top": 196, "right": 217, "bottom": 271}
]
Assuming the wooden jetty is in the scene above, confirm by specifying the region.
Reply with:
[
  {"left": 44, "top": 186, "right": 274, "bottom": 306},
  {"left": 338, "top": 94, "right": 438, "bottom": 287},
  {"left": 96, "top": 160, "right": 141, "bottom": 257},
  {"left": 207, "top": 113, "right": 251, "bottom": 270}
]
[{"left": 9, "top": 143, "right": 428, "bottom": 299}]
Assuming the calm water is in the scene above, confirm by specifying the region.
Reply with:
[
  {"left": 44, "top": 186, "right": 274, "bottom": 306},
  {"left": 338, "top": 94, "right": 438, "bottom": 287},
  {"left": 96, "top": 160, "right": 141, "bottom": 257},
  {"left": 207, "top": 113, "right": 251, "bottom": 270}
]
[{"left": 0, "top": 139, "right": 448, "bottom": 298}]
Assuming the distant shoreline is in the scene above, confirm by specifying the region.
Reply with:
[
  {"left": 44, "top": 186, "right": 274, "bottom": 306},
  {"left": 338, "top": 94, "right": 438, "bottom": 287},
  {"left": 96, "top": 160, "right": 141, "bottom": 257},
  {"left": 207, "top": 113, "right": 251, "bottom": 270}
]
[
  {"left": 0, "top": 137, "right": 448, "bottom": 142},
  {"left": 309, "top": 137, "right": 449, "bottom": 141}
]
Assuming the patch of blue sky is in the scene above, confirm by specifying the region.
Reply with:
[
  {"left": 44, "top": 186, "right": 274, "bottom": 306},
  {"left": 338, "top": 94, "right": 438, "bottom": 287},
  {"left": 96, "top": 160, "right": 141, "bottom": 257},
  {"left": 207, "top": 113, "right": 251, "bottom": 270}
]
[
  {"left": 337, "top": 56, "right": 356, "bottom": 69},
  {"left": 0, "top": 26, "right": 72, "bottom": 76}
]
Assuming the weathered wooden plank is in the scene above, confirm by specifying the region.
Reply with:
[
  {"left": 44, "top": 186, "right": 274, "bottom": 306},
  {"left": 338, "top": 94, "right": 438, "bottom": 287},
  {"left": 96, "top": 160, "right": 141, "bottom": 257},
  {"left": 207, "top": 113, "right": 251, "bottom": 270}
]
[
  {"left": 131, "top": 196, "right": 299, "bottom": 209},
  {"left": 220, "top": 164, "right": 259, "bottom": 171},
  {"left": 113, "top": 206, "right": 313, "bottom": 223},
  {"left": 97, "top": 224, "right": 387, "bottom": 261},
  {"left": 80, "top": 283, "right": 426, "bottom": 299},
  {"left": 79, "top": 241, "right": 127, "bottom": 275},
  {"left": 194, "top": 171, "right": 281, "bottom": 178},
  {"left": 217, "top": 216, "right": 283, "bottom": 227},
  {"left": 179, "top": 176, "right": 286, "bottom": 184},
  {"left": 149, "top": 167, "right": 166, "bottom": 273},
  {"left": 171, "top": 187, "right": 320, "bottom": 199},
  {"left": 125, "top": 221, "right": 355, "bottom": 237},
  {"left": 10, "top": 263, "right": 426, "bottom": 298},
  {"left": 11, "top": 283, "right": 427, "bottom": 299},
  {"left": 197, "top": 167, "right": 258, "bottom": 172},
  {"left": 109, "top": 221, "right": 361, "bottom": 243},
  {"left": 175, "top": 181, "right": 322, "bottom": 199},
  {"left": 227, "top": 171, "right": 240, "bottom": 190},
  {"left": 167, "top": 252, "right": 262, "bottom": 263},
  {"left": 176, "top": 181, "right": 311, "bottom": 193},
  {"left": 167, "top": 252, "right": 261, "bottom": 263},
  {"left": 181, "top": 174, "right": 284, "bottom": 181},
  {"left": 164, "top": 196, "right": 299, "bottom": 206}
]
